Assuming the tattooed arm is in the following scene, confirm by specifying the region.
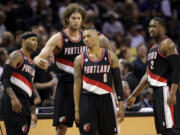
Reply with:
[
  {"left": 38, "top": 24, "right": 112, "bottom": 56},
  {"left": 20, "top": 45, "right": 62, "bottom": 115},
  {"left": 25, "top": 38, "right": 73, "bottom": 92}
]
[
  {"left": 126, "top": 70, "right": 149, "bottom": 108},
  {"left": 160, "top": 38, "right": 179, "bottom": 105},
  {"left": 2, "top": 51, "right": 22, "bottom": 112},
  {"left": 34, "top": 33, "right": 62, "bottom": 69},
  {"left": 110, "top": 51, "right": 124, "bottom": 123},
  {"left": 74, "top": 54, "right": 82, "bottom": 123}
]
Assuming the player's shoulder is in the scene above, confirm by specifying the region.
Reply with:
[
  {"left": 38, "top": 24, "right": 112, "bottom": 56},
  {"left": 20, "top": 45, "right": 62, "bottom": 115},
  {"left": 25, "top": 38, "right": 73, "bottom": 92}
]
[
  {"left": 9, "top": 50, "right": 22, "bottom": 60},
  {"left": 75, "top": 53, "right": 83, "bottom": 62},
  {"left": 161, "top": 37, "right": 176, "bottom": 50}
]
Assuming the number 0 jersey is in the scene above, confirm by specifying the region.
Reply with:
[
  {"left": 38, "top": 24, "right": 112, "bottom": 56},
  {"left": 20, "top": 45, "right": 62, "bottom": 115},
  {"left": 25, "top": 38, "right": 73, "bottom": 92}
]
[
  {"left": 147, "top": 37, "right": 172, "bottom": 87},
  {"left": 81, "top": 49, "right": 113, "bottom": 95}
]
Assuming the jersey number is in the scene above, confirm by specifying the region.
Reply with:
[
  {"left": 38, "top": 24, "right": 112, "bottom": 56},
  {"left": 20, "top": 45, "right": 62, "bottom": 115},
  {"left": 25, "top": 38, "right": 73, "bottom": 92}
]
[
  {"left": 151, "top": 60, "right": 154, "bottom": 70},
  {"left": 103, "top": 73, "right": 107, "bottom": 83}
]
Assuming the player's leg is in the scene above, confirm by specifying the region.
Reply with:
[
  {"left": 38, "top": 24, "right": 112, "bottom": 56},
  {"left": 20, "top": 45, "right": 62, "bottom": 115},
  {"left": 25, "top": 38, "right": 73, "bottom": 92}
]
[
  {"left": 55, "top": 125, "right": 67, "bottom": 135},
  {"left": 153, "top": 86, "right": 175, "bottom": 135},
  {"left": 53, "top": 82, "right": 75, "bottom": 135},
  {"left": 1, "top": 93, "right": 31, "bottom": 135},
  {"left": 79, "top": 94, "right": 97, "bottom": 135},
  {"left": 98, "top": 93, "right": 119, "bottom": 135}
]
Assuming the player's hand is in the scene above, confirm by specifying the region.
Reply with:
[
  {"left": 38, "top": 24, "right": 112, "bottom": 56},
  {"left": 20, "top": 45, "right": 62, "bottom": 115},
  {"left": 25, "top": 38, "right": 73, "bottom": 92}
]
[
  {"left": 167, "top": 93, "right": 176, "bottom": 106},
  {"left": 75, "top": 111, "right": 80, "bottom": 124},
  {"left": 126, "top": 94, "right": 136, "bottom": 108},
  {"left": 11, "top": 96, "right": 22, "bottom": 113},
  {"left": 49, "top": 77, "right": 58, "bottom": 87},
  {"left": 34, "top": 96, "right": 41, "bottom": 105},
  {"left": 31, "top": 113, "right": 38, "bottom": 128},
  {"left": 117, "top": 109, "right": 125, "bottom": 123},
  {"left": 34, "top": 57, "right": 49, "bottom": 69}
]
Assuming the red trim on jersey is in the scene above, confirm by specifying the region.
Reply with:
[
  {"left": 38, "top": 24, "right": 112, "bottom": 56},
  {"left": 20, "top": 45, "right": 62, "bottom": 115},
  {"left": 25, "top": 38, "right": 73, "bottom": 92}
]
[
  {"left": 82, "top": 75, "right": 112, "bottom": 92},
  {"left": 20, "top": 49, "right": 33, "bottom": 64},
  {"left": 158, "top": 43, "right": 167, "bottom": 58},
  {"left": 16, "top": 50, "right": 24, "bottom": 69},
  {"left": 56, "top": 58, "right": 73, "bottom": 67},
  {"left": 147, "top": 69, "right": 167, "bottom": 83},
  {"left": 63, "top": 29, "right": 81, "bottom": 43},
  {"left": 54, "top": 32, "right": 63, "bottom": 55},
  {"left": 108, "top": 50, "right": 111, "bottom": 66},
  {"left": 170, "top": 105, "right": 175, "bottom": 127},
  {"left": 151, "top": 44, "right": 156, "bottom": 49},
  {"left": 12, "top": 72, "right": 33, "bottom": 91},
  {"left": 87, "top": 49, "right": 105, "bottom": 62}
]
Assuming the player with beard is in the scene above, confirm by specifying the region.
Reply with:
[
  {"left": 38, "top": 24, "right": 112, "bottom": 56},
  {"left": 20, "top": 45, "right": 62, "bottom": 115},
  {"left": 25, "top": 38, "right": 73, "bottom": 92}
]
[
  {"left": 1, "top": 32, "right": 38, "bottom": 135},
  {"left": 34, "top": 3, "right": 87, "bottom": 135},
  {"left": 127, "top": 17, "right": 180, "bottom": 135}
]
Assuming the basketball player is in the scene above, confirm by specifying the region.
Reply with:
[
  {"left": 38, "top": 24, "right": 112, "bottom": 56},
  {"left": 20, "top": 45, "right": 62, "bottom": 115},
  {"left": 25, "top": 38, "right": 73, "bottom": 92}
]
[
  {"left": 74, "top": 27, "right": 124, "bottom": 135},
  {"left": 1, "top": 32, "right": 38, "bottom": 135},
  {"left": 127, "top": 17, "right": 180, "bottom": 135},
  {"left": 34, "top": 3, "right": 87, "bottom": 135}
]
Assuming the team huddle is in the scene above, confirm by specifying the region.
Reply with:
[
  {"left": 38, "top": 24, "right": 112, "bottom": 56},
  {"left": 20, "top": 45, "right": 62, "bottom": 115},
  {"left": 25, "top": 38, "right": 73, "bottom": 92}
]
[{"left": 1, "top": 3, "right": 180, "bottom": 135}]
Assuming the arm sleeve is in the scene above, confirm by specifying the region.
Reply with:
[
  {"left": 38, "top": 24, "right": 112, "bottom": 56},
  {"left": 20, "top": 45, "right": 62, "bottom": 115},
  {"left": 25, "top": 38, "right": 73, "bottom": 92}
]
[
  {"left": 1, "top": 64, "right": 15, "bottom": 89},
  {"left": 111, "top": 67, "right": 124, "bottom": 101},
  {"left": 167, "top": 54, "right": 180, "bottom": 84}
]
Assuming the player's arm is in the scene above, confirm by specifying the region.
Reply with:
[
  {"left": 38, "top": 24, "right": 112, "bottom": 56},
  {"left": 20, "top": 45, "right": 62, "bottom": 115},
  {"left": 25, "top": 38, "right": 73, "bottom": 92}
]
[
  {"left": 99, "top": 35, "right": 112, "bottom": 51},
  {"left": 110, "top": 51, "right": 124, "bottom": 122},
  {"left": 32, "top": 84, "right": 41, "bottom": 105},
  {"left": 1, "top": 51, "right": 22, "bottom": 112},
  {"left": 126, "top": 70, "right": 149, "bottom": 108},
  {"left": 160, "top": 39, "right": 179, "bottom": 105},
  {"left": 31, "top": 104, "right": 38, "bottom": 127},
  {"left": 34, "top": 33, "right": 62, "bottom": 69},
  {"left": 73, "top": 54, "right": 82, "bottom": 123}
]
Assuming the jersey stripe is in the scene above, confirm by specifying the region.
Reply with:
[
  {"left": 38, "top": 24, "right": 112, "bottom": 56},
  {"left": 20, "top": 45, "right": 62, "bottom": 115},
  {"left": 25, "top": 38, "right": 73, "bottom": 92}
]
[
  {"left": 110, "top": 93, "right": 120, "bottom": 134},
  {"left": 148, "top": 69, "right": 167, "bottom": 86},
  {"left": 163, "top": 86, "right": 174, "bottom": 128},
  {"left": 82, "top": 75, "right": 112, "bottom": 95},
  {"left": 10, "top": 72, "right": 33, "bottom": 97},
  {"left": 56, "top": 58, "right": 74, "bottom": 74}
]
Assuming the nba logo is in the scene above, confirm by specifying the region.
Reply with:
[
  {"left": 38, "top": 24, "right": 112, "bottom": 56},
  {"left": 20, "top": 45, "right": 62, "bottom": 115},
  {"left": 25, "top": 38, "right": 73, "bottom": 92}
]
[
  {"left": 22, "top": 124, "right": 28, "bottom": 133},
  {"left": 59, "top": 116, "right": 67, "bottom": 123},
  {"left": 65, "top": 38, "right": 68, "bottom": 43},
  {"left": 105, "top": 57, "right": 107, "bottom": 61},
  {"left": 83, "top": 123, "right": 91, "bottom": 132}
]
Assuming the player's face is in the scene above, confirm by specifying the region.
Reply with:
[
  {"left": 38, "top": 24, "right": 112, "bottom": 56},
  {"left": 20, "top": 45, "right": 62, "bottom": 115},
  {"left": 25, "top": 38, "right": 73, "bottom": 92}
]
[
  {"left": 148, "top": 20, "right": 161, "bottom": 38},
  {"left": 83, "top": 30, "right": 98, "bottom": 48},
  {"left": 25, "top": 37, "right": 38, "bottom": 52},
  {"left": 68, "top": 12, "right": 82, "bottom": 30}
]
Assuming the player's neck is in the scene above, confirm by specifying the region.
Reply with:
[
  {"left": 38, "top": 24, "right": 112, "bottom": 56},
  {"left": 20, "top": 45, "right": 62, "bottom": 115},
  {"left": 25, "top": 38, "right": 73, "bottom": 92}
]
[
  {"left": 154, "top": 34, "right": 166, "bottom": 44},
  {"left": 88, "top": 46, "right": 102, "bottom": 56},
  {"left": 21, "top": 48, "right": 31, "bottom": 58},
  {"left": 66, "top": 27, "right": 79, "bottom": 37}
]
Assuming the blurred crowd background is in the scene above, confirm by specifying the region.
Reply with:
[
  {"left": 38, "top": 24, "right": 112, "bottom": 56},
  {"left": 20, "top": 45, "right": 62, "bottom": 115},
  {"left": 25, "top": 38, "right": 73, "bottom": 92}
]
[{"left": 0, "top": 0, "right": 180, "bottom": 111}]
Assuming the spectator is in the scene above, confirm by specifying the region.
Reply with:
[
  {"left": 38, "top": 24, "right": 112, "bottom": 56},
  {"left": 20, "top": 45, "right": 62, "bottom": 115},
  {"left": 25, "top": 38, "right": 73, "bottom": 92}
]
[
  {"left": 137, "top": 88, "right": 153, "bottom": 108},
  {"left": 0, "top": 31, "right": 14, "bottom": 52},
  {"left": 122, "top": 80, "right": 131, "bottom": 101},
  {"left": 0, "top": 11, "right": 6, "bottom": 37},
  {"left": 102, "top": 11, "right": 124, "bottom": 39},
  {"left": 8, "top": 30, "right": 23, "bottom": 53},
  {"left": 133, "top": 43, "right": 147, "bottom": 80},
  {"left": 128, "top": 24, "right": 145, "bottom": 48},
  {"left": 34, "top": 53, "right": 58, "bottom": 106},
  {"left": 0, "top": 47, "right": 8, "bottom": 98}
]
